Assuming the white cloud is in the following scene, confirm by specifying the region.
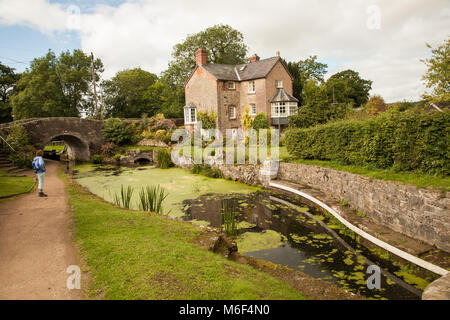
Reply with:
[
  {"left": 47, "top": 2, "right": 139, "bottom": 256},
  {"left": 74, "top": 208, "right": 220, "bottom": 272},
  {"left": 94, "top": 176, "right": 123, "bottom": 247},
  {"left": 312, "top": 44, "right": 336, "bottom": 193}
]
[{"left": 0, "top": 0, "right": 449, "bottom": 102}]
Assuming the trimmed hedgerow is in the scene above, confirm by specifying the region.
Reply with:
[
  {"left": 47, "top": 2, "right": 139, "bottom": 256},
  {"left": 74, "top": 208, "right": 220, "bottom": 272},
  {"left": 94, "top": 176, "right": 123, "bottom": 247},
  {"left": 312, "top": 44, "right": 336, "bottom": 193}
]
[{"left": 284, "top": 110, "right": 450, "bottom": 175}]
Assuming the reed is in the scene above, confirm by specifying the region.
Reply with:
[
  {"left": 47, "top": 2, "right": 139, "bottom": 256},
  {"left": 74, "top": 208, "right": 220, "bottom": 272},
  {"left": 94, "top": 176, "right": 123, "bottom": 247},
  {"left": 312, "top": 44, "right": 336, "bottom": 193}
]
[
  {"left": 221, "top": 200, "right": 237, "bottom": 237},
  {"left": 111, "top": 185, "right": 134, "bottom": 209},
  {"left": 138, "top": 185, "right": 169, "bottom": 214}
]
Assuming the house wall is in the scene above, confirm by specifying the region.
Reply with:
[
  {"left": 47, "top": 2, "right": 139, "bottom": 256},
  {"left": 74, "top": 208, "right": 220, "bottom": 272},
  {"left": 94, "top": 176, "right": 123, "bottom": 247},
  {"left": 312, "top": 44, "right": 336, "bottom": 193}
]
[
  {"left": 185, "top": 66, "right": 219, "bottom": 128},
  {"left": 265, "top": 61, "right": 294, "bottom": 119},
  {"left": 217, "top": 80, "right": 241, "bottom": 133},
  {"left": 239, "top": 78, "right": 267, "bottom": 117}
]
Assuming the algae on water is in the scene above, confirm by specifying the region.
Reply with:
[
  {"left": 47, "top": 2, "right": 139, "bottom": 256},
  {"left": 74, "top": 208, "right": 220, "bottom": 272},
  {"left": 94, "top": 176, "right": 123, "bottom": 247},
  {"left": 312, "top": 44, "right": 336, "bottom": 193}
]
[{"left": 236, "top": 230, "right": 287, "bottom": 254}]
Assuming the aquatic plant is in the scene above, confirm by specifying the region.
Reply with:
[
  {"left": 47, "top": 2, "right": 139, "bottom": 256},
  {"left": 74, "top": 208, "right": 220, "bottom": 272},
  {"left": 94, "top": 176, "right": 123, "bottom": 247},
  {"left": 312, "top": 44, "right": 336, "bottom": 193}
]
[
  {"left": 221, "top": 200, "right": 237, "bottom": 237},
  {"left": 138, "top": 185, "right": 169, "bottom": 214},
  {"left": 155, "top": 149, "right": 173, "bottom": 169},
  {"left": 111, "top": 184, "right": 134, "bottom": 209}
]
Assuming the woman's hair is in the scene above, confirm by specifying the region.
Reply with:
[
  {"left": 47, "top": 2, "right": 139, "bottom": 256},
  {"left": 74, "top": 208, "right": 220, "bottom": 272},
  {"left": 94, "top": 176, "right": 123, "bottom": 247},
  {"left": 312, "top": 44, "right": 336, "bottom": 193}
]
[{"left": 36, "top": 149, "right": 44, "bottom": 157}]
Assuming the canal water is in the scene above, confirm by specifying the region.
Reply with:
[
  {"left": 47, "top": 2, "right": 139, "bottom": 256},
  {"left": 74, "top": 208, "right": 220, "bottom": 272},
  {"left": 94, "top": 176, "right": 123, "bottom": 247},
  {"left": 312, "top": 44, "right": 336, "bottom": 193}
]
[{"left": 73, "top": 164, "right": 428, "bottom": 300}]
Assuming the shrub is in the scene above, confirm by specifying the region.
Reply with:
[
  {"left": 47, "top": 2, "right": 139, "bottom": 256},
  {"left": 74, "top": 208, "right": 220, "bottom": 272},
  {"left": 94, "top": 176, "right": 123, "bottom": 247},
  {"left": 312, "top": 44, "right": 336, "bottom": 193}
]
[
  {"left": 288, "top": 102, "right": 350, "bottom": 129},
  {"left": 140, "top": 130, "right": 155, "bottom": 140},
  {"left": 4, "top": 124, "right": 35, "bottom": 168},
  {"left": 191, "top": 164, "right": 223, "bottom": 178},
  {"left": 149, "top": 114, "right": 176, "bottom": 132},
  {"left": 8, "top": 145, "right": 36, "bottom": 168},
  {"left": 252, "top": 113, "right": 269, "bottom": 131},
  {"left": 113, "top": 154, "right": 122, "bottom": 162},
  {"left": 155, "top": 149, "right": 173, "bottom": 169},
  {"left": 154, "top": 129, "right": 167, "bottom": 140},
  {"left": 5, "top": 123, "right": 30, "bottom": 151},
  {"left": 92, "top": 154, "right": 104, "bottom": 164},
  {"left": 101, "top": 142, "right": 120, "bottom": 156},
  {"left": 284, "top": 109, "right": 450, "bottom": 175},
  {"left": 102, "top": 118, "right": 133, "bottom": 146},
  {"left": 197, "top": 111, "right": 217, "bottom": 129}
]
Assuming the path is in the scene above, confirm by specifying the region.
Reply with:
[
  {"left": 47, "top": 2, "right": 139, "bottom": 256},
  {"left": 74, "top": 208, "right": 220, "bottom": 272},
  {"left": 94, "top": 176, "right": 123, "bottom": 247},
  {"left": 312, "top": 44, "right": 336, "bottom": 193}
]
[{"left": 0, "top": 161, "right": 82, "bottom": 299}]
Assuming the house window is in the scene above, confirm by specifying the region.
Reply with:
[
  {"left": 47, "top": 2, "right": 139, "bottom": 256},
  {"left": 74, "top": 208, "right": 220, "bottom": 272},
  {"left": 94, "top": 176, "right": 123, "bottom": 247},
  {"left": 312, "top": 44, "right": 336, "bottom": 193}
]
[
  {"left": 228, "top": 82, "right": 235, "bottom": 90},
  {"left": 289, "top": 102, "right": 298, "bottom": 115},
  {"left": 229, "top": 106, "right": 236, "bottom": 119},
  {"left": 248, "top": 81, "right": 256, "bottom": 93},
  {"left": 276, "top": 80, "right": 283, "bottom": 89},
  {"left": 271, "top": 102, "right": 298, "bottom": 118},
  {"left": 250, "top": 104, "right": 256, "bottom": 116},
  {"left": 279, "top": 102, "right": 287, "bottom": 116},
  {"left": 184, "top": 105, "right": 197, "bottom": 124}
]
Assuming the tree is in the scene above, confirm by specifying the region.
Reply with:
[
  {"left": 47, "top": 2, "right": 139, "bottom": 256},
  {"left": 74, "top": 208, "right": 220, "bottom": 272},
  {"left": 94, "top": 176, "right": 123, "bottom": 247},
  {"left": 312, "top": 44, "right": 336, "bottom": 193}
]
[
  {"left": 0, "top": 62, "right": 19, "bottom": 123},
  {"left": 252, "top": 113, "right": 269, "bottom": 131},
  {"left": 422, "top": 37, "right": 450, "bottom": 103},
  {"left": 10, "top": 49, "right": 103, "bottom": 119},
  {"left": 301, "top": 79, "right": 330, "bottom": 107},
  {"left": 102, "top": 68, "right": 158, "bottom": 118},
  {"left": 364, "top": 95, "right": 386, "bottom": 115},
  {"left": 284, "top": 56, "right": 328, "bottom": 104},
  {"left": 241, "top": 105, "right": 253, "bottom": 130},
  {"left": 325, "top": 69, "right": 372, "bottom": 107},
  {"left": 161, "top": 24, "right": 248, "bottom": 117}
]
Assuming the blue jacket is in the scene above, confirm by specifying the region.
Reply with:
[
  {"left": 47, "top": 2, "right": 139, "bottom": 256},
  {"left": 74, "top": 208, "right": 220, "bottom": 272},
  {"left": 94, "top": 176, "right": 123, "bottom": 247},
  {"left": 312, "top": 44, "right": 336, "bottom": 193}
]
[{"left": 33, "top": 156, "right": 46, "bottom": 173}]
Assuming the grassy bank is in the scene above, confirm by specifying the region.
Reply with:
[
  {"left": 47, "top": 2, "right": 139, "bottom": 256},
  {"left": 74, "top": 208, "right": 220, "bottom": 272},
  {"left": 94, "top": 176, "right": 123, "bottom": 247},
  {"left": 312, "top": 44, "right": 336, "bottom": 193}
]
[
  {"left": 64, "top": 172, "right": 306, "bottom": 300},
  {"left": 279, "top": 147, "right": 450, "bottom": 191},
  {"left": 0, "top": 176, "right": 35, "bottom": 197}
]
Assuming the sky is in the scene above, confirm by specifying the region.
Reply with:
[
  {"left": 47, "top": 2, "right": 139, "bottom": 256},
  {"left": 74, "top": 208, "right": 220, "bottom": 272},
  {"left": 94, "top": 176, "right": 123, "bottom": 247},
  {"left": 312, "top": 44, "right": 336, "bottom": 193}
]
[{"left": 0, "top": 0, "right": 448, "bottom": 103}]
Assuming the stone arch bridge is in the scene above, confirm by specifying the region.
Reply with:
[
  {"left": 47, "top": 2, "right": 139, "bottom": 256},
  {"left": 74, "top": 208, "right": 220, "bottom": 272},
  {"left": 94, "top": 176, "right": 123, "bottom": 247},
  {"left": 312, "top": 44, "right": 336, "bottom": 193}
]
[{"left": 0, "top": 117, "right": 105, "bottom": 161}]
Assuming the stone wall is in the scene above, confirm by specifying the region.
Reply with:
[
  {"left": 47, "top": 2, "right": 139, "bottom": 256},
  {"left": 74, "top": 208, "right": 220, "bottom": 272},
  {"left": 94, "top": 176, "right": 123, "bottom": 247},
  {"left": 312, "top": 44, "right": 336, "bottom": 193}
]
[{"left": 277, "top": 162, "right": 450, "bottom": 252}]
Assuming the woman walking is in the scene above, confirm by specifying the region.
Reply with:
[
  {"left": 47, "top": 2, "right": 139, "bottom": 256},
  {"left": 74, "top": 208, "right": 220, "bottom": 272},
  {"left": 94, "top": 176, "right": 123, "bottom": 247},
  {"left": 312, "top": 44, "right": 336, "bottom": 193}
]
[{"left": 32, "top": 150, "right": 47, "bottom": 197}]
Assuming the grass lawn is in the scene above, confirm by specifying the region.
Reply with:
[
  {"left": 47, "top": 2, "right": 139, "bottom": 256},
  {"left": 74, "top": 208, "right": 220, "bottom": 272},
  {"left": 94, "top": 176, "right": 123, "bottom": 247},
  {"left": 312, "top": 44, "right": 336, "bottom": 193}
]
[
  {"left": 44, "top": 145, "right": 66, "bottom": 153},
  {"left": 65, "top": 173, "right": 305, "bottom": 300},
  {"left": 279, "top": 147, "right": 450, "bottom": 191},
  {"left": 123, "top": 145, "right": 165, "bottom": 151},
  {"left": 0, "top": 176, "right": 35, "bottom": 197}
]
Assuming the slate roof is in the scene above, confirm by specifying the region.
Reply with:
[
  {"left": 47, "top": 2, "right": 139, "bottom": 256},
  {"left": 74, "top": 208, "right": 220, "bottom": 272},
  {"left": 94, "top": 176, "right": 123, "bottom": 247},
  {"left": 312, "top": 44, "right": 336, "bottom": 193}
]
[
  {"left": 269, "top": 88, "right": 299, "bottom": 103},
  {"left": 201, "top": 56, "right": 282, "bottom": 81}
]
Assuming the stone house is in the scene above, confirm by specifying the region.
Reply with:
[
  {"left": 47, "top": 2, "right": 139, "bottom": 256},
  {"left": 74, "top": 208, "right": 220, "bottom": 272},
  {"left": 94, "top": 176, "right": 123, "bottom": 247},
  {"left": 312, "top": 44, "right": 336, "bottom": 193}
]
[{"left": 184, "top": 48, "right": 299, "bottom": 135}]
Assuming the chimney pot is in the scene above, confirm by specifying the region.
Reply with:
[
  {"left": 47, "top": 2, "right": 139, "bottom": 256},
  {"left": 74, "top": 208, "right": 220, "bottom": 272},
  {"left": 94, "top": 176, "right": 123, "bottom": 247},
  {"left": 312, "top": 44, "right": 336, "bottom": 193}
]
[
  {"left": 276, "top": 51, "right": 280, "bottom": 57},
  {"left": 249, "top": 54, "right": 260, "bottom": 63},
  {"left": 195, "top": 48, "right": 207, "bottom": 65}
]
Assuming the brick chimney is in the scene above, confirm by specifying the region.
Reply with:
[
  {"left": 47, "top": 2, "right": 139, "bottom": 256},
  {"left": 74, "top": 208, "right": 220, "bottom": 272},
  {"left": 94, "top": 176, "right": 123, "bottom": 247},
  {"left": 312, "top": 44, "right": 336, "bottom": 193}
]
[
  {"left": 195, "top": 48, "right": 207, "bottom": 65},
  {"left": 249, "top": 54, "right": 260, "bottom": 63}
]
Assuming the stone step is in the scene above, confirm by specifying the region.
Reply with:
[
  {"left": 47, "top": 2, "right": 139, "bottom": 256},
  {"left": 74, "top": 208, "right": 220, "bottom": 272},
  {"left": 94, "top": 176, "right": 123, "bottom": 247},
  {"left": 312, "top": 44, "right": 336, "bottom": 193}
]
[
  {"left": 9, "top": 168, "right": 30, "bottom": 174},
  {"left": 5, "top": 166, "right": 20, "bottom": 172},
  {"left": 0, "top": 163, "right": 13, "bottom": 168}
]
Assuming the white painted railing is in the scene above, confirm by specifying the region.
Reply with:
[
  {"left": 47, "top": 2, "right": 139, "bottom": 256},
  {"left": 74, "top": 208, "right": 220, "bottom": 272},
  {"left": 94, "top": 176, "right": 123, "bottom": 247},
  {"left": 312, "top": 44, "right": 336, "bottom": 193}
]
[{"left": 269, "top": 181, "right": 449, "bottom": 277}]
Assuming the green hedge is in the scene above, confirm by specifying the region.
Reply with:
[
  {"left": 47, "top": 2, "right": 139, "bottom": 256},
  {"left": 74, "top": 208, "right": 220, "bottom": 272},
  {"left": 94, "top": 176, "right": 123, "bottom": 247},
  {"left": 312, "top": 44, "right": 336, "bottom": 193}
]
[{"left": 284, "top": 110, "right": 450, "bottom": 175}]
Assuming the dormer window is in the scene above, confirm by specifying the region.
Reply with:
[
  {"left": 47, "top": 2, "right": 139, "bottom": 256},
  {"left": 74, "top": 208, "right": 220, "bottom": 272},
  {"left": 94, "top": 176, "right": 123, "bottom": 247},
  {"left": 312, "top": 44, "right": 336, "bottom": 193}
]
[
  {"left": 276, "top": 80, "right": 283, "bottom": 89},
  {"left": 248, "top": 81, "right": 256, "bottom": 94},
  {"left": 228, "top": 82, "right": 235, "bottom": 90}
]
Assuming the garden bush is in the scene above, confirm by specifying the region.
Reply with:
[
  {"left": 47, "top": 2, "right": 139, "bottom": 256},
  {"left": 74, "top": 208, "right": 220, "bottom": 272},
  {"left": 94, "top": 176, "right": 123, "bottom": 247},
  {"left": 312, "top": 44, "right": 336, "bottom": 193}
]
[
  {"left": 284, "top": 110, "right": 450, "bottom": 175},
  {"left": 92, "top": 154, "right": 105, "bottom": 164},
  {"left": 102, "top": 118, "right": 133, "bottom": 146},
  {"left": 3, "top": 124, "right": 36, "bottom": 168},
  {"left": 155, "top": 148, "right": 173, "bottom": 169},
  {"left": 100, "top": 142, "right": 120, "bottom": 156}
]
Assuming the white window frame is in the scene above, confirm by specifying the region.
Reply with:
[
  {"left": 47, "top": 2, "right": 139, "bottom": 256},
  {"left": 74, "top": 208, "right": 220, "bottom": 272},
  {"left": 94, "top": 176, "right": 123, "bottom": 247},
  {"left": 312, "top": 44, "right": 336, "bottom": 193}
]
[
  {"left": 271, "top": 102, "right": 298, "bottom": 118},
  {"left": 228, "top": 81, "right": 235, "bottom": 90},
  {"left": 248, "top": 81, "right": 256, "bottom": 94},
  {"left": 276, "top": 80, "right": 283, "bottom": 89},
  {"left": 250, "top": 104, "right": 256, "bottom": 116},
  {"left": 229, "top": 106, "right": 236, "bottom": 120},
  {"left": 184, "top": 106, "right": 197, "bottom": 124}
]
